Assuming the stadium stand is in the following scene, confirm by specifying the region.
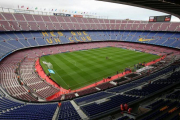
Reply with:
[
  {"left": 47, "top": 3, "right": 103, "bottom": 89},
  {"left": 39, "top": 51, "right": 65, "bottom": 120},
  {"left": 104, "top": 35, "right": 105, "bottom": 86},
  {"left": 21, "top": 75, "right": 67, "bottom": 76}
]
[
  {"left": 145, "top": 99, "right": 171, "bottom": 110},
  {"left": 125, "top": 72, "right": 180, "bottom": 97},
  {"left": 77, "top": 87, "right": 98, "bottom": 96},
  {"left": 81, "top": 95, "right": 139, "bottom": 117},
  {"left": 0, "top": 40, "right": 179, "bottom": 101},
  {"left": 0, "top": 31, "right": 180, "bottom": 58},
  {"left": 0, "top": 13, "right": 179, "bottom": 32},
  {"left": 0, "top": 97, "right": 23, "bottom": 112},
  {"left": 141, "top": 101, "right": 180, "bottom": 120},
  {"left": 107, "top": 65, "right": 178, "bottom": 93},
  {"left": 0, "top": 102, "right": 57, "bottom": 119},
  {"left": 20, "top": 58, "right": 59, "bottom": 99},
  {"left": 166, "top": 90, "right": 180, "bottom": 100},
  {"left": 57, "top": 101, "right": 81, "bottom": 120},
  {"left": 74, "top": 92, "right": 113, "bottom": 105},
  {"left": 0, "top": 89, "right": 5, "bottom": 96},
  {"left": 96, "top": 82, "right": 115, "bottom": 90},
  {"left": 0, "top": 11, "right": 180, "bottom": 120}
]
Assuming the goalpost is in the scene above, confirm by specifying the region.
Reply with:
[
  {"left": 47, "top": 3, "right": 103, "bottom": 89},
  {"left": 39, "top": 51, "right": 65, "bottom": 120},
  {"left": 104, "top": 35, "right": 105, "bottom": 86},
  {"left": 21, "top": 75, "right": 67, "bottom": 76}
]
[
  {"left": 42, "top": 61, "right": 53, "bottom": 69},
  {"left": 47, "top": 62, "right": 53, "bottom": 69}
]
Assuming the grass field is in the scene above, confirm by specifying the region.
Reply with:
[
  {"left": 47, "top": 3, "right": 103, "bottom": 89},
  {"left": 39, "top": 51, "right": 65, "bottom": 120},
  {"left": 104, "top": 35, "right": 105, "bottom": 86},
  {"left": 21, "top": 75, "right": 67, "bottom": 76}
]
[{"left": 39, "top": 47, "right": 160, "bottom": 90}]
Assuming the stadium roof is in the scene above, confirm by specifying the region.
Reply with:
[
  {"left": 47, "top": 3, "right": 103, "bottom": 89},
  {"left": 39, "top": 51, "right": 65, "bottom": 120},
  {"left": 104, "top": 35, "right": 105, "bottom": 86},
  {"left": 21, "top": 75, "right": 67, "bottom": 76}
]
[{"left": 98, "top": 0, "right": 180, "bottom": 19}]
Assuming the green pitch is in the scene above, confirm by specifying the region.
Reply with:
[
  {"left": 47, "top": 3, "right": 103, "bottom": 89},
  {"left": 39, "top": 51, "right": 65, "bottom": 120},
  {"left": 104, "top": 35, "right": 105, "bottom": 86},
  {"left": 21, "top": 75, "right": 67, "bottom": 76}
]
[{"left": 39, "top": 47, "right": 160, "bottom": 90}]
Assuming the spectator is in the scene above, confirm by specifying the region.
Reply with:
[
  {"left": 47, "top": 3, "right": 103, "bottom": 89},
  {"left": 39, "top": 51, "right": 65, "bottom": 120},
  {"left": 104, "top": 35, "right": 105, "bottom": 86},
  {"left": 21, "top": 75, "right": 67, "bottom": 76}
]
[
  {"left": 124, "top": 103, "right": 128, "bottom": 111},
  {"left": 120, "top": 104, "right": 124, "bottom": 111},
  {"left": 128, "top": 108, "right": 132, "bottom": 114}
]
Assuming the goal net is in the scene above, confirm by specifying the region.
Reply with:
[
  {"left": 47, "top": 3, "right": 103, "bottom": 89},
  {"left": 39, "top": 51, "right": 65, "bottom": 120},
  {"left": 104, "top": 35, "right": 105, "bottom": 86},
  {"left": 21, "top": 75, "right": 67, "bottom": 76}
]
[
  {"left": 42, "top": 61, "right": 53, "bottom": 69},
  {"left": 47, "top": 62, "right": 53, "bottom": 69}
]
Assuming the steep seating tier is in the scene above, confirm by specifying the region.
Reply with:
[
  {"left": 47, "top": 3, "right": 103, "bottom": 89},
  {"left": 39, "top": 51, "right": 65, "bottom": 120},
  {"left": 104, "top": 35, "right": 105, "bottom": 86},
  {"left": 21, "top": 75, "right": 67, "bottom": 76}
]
[
  {"left": 81, "top": 95, "right": 139, "bottom": 117},
  {"left": 0, "top": 31, "right": 180, "bottom": 59},
  {"left": 0, "top": 13, "right": 180, "bottom": 32},
  {"left": 0, "top": 102, "right": 57, "bottom": 119},
  {"left": 58, "top": 102, "right": 81, "bottom": 120}
]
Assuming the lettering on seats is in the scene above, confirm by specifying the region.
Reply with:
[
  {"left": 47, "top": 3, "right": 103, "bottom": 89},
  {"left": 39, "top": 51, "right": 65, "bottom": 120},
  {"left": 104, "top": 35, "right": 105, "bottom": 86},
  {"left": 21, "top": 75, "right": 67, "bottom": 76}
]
[
  {"left": 46, "top": 38, "right": 53, "bottom": 44},
  {"left": 81, "top": 37, "right": 86, "bottom": 41},
  {"left": 86, "top": 36, "right": 91, "bottom": 41},
  {"left": 71, "top": 31, "right": 76, "bottom": 36},
  {"left": 83, "top": 31, "right": 87, "bottom": 35},
  {"left": 42, "top": 32, "right": 49, "bottom": 36},
  {"left": 75, "top": 37, "right": 81, "bottom": 41},
  {"left": 77, "top": 32, "right": 82, "bottom": 35},
  {"left": 57, "top": 32, "right": 63, "bottom": 36},
  {"left": 139, "top": 38, "right": 155, "bottom": 42},
  {"left": 54, "top": 38, "right": 61, "bottom": 43},
  {"left": 69, "top": 37, "right": 74, "bottom": 42},
  {"left": 50, "top": 32, "right": 56, "bottom": 36}
]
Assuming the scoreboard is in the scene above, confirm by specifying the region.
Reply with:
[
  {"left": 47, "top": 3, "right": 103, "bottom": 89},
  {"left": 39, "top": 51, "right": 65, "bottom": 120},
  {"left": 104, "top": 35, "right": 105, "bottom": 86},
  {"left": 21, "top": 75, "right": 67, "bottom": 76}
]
[{"left": 149, "top": 15, "right": 171, "bottom": 22}]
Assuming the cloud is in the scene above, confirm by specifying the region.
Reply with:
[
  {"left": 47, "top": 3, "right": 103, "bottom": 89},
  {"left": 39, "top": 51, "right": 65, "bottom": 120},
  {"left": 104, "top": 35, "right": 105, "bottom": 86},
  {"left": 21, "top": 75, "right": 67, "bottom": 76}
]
[
  {"left": 0, "top": 0, "right": 179, "bottom": 21},
  {"left": 171, "top": 16, "right": 180, "bottom": 22}
]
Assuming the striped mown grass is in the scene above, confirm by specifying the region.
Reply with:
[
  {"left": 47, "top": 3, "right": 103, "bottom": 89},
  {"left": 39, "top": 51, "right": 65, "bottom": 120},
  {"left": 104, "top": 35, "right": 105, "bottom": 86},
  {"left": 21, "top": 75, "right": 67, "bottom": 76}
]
[{"left": 40, "top": 47, "right": 160, "bottom": 90}]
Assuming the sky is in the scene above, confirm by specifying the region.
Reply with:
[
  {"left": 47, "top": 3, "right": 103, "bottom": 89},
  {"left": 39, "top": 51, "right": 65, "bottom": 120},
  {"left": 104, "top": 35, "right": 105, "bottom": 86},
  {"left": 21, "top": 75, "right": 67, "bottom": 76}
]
[{"left": 0, "top": 0, "right": 179, "bottom": 22}]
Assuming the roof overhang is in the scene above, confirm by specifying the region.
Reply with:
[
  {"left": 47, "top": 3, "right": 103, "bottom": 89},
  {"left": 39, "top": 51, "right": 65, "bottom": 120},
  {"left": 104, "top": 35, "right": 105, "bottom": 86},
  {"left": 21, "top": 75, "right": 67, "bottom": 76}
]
[{"left": 98, "top": 0, "right": 180, "bottom": 19}]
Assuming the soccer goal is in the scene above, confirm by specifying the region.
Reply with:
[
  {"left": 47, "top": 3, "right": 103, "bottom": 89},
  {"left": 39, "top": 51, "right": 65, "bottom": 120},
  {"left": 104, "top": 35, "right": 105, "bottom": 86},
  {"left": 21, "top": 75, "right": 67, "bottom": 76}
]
[
  {"left": 47, "top": 62, "right": 53, "bottom": 69},
  {"left": 42, "top": 61, "right": 53, "bottom": 69}
]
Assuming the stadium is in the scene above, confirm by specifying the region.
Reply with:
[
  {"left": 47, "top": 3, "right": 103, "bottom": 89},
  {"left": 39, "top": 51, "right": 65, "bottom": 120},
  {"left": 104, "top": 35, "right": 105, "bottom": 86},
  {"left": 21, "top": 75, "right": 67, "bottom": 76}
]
[{"left": 0, "top": 0, "right": 180, "bottom": 120}]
